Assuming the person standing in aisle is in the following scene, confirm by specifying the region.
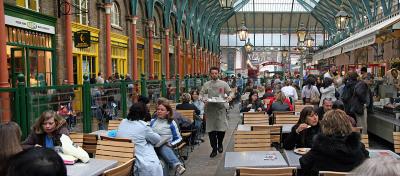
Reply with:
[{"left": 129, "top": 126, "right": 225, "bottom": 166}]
[{"left": 200, "top": 67, "right": 233, "bottom": 158}]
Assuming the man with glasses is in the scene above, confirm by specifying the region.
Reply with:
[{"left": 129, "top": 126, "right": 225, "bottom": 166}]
[{"left": 316, "top": 98, "right": 333, "bottom": 120}]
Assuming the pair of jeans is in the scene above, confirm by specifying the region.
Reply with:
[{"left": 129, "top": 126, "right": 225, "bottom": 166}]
[{"left": 157, "top": 145, "right": 181, "bottom": 168}]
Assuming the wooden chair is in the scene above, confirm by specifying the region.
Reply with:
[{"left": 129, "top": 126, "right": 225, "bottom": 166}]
[
  {"left": 102, "top": 158, "right": 134, "bottom": 176},
  {"left": 319, "top": 171, "right": 350, "bottom": 176},
  {"left": 234, "top": 130, "right": 271, "bottom": 151},
  {"left": 243, "top": 112, "right": 268, "bottom": 125},
  {"left": 176, "top": 109, "right": 195, "bottom": 150},
  {"left": 96, "top": 137, "right": 135, "bottom": 165},
  {"left": 236, "top": 167, "right": 296, "bottom": 176},
  {"left": 108, "top": 119, "right": 122, "bottom": 130},
  {"left": 352, "top": 127, "right": 363, "bottom": 133},
  {"left": 83, "top": 134, "right": 98, "bottom": 156},
  {"left": 295, "top": 105, "right": 314, "bottom": 113},
  {"left": 361, "top": 134, "right": 369, "bottom": 149},
  {"left": 69, "top": 133, "right": 84, "bottom": 147},
  {"left": 252, "top": 125, "right": 283, "bottom": 145},
  {"left": 394, "top": 132, "right": 400, "bottom": 153},
  {"left": 176, "top": 110, "right": 195, "bottom": 123},
  {"left": 275, "top": 114, "right": 299, "bottom": 125},
  {"left": 294, "top": 100, "right": 303, "bottom": 105}
]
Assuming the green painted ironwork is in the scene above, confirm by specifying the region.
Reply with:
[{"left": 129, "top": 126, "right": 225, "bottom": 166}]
[
  {"left": 141, "top": 73, "right": 148, "bottom": 97},
  {"left": 161, "top": 74, "right": 167, "bottom": 98},
  {"left": 82, "top": 75, "right": 91, "bottom": 133},
  {"left": 175, "top": 74, "right": 180, "bottom": 102},
  {"left": 17, "top": 74, "right": 27, "bottom": 138}
]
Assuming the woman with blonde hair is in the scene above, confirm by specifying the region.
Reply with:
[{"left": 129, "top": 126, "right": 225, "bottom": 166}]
[
  {"left": 300, "top": 109, "right": 369, "bottom": 176},
  {"left": 0, "top": 122, "right": 23, "bottom": 175},
  {"left": 22, "top": 110, "right": 69, "bottom": 149},
  {"left": 267, "top": 91, "right": 293, "bottom": 116}
]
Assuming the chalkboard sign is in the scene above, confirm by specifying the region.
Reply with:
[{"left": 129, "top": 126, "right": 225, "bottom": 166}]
[{"left": 74, "top": 30, "right": 91, "bottom": 48}]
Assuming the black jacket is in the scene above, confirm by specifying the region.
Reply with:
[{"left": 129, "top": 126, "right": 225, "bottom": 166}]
[
  {"left": 300, "top": 132, "right": 369, "bottom": 176},
  {"left": 240, "top": 100, "right": 264, "bottom": 112},
  {"left": 267, "top": 102, "right": 290, "bottom": 116},
  {"left": 176, "top": 102, "right": 200, "bottom": 115},
  {"left": 283, "top": 124, "right": 320, "bottom": 150},
  {"left": 316, "top": 107, "right": 325, "bottom": 120}
]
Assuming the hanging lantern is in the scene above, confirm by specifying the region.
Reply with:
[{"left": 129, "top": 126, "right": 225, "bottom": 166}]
[
  {"left": 281, "top": 47, "right": 289, "bottom": 58},
  {"left": 244, "top": 38, "right": 253, "bottom": 53},
  {"left": 297, "top": 23, "right": 307, "bottom": 43},
  {"left": 219, "top": 0, "right": 235, "bottom": 10},
  {"left": 238, "top": 20, "right": 248, "bottom": 41},
  {"left": 305, "top": 33, "right": 314, "bottom": 48},
  {"left": 335, "top": 5, "right": 351, "bottom": 31}
]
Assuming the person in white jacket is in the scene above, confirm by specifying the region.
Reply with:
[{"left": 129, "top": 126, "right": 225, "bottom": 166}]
[
  {"left": 319, "top": 77, "right": 336, "bottom": 107},
  {"left": 281, "top": 80, "right": 298, "bottom": 102}
]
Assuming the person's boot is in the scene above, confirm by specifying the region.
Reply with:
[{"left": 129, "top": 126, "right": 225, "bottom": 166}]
[
  {"left": 217, "top": 131, "right": 225, "bottom": 153},
  {"left": 209, "top": 131, "right": 218, "bottom": 158},
  {"left": 210, "top": 149, "right": 217, "bottom": 158}
]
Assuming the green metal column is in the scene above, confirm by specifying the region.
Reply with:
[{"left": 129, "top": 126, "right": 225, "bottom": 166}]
[
  {"left": 120, "top": 78, "right": 127, "bottom": 118},
  {"left": 175, "top": 74, "right": 180, "bottom": 102},
  {"left": 161, "top": 74, "right": 167, "bottom": 98},
  {"left": 140, "top": 73, "right": 147, "bottom": 97},
  {"left": 82, "top": 75, "right": 92, "bottom": 133},
  {"left": 184, "top": 75, "right": 189, "bottom": 93},
  {"left": 17, "top": 74, "right": 27, "bottom": 138}
]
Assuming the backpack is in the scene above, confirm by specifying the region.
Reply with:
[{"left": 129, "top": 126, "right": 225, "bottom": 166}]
[{"left": 310, "top": 87, "right": 320, "bottom": 104}]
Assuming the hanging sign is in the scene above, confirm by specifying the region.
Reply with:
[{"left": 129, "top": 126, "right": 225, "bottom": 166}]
[{"left": 74, "top": 30, "right": 91, "bottom": 48}]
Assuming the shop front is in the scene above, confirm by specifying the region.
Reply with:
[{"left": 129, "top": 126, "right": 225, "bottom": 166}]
[
  {"left": 5, "top": 4, "right": 56, "bottom": 87},
  {"left": 111, "top": 33, "right": 129, "bottom": 77}
]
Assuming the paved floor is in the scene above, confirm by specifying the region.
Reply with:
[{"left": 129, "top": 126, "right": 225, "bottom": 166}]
[{"left": 183, "top": 103, "right": 241, "bottom": 176}]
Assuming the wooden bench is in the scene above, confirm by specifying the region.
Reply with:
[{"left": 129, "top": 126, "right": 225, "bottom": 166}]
[
  {"left": 294, "top": 105, "right": 314, "bottom": 113},
  {"left": 319, "top": 171, "right": 350, "bottom": 176},
  {"left": 361, "top": 134, "right": 369, "bottom": 149},
  {"left": 234, "top": 130, "right": 271, "bottom": 152},
  {"left": 102, "top": 158, "right": 134, "bottom": 176},
  {"left": 251, "top": 125, "right": 283, "bottom": 144},
  {"left": 108, "top": 119, "right": 122, "bottom": 130}
]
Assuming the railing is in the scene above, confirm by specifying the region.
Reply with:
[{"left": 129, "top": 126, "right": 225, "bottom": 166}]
[{"left": 0, "top": 73, "right": 210, "bottom": 138}]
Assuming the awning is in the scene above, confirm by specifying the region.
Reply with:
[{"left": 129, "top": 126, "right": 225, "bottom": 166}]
[{"left": 313, "top": 11, "right": 400, "bottom": 61}]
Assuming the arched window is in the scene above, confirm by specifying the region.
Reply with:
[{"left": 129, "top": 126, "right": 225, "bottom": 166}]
[{"left": 111, "top": 2, "right": 120, "bottom": 27}]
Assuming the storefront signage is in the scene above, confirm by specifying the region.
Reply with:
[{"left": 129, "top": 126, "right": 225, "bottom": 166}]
[
  {"left": 324, "top": 47, "right": 342, "bottom": 59},
  {"left": 74, "top": 30, "right": 91, "bottom": 48},
  {"left": 5, "top": 15, "right": 55, "bottom": 34},
  {"left": 342, "top": 35, "right": 375, "bottom": 53}
]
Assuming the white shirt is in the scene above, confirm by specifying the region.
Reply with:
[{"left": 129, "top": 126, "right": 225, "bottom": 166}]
[{"left": 281, "top": 86, "right": 298, "bottom": 101}]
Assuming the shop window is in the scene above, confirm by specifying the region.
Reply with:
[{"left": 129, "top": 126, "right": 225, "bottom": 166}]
[
  {"left": 137, "top": 47, "right": 144, "bottom": 76},
  {"left": 111, "top": 2, "right": 120, "bottom": 27},
  {"left": 73, "top": 0, "right": 89, "bottom": 25},
  {"left": 16, "top": 0, "right": 39, "bottom": 12},
  {"left": 28, "top": 50, "right": 52, "bottom": 86},
  {"left": 111, "top": 45, "right": 127, "bottom": 76}
]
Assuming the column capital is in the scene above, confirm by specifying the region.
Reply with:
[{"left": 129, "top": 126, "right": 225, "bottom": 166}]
[
  {"left": 104, "top": 3, "right": 112, "bottom": 14},
  {"left": 164, "top": 28, "right": 170, "bottom": 34},
  {"left": 131, "top": 16, "right": 139, "bottom": 24},
  {"left": 147, "top": 20, "right": 154, "bottom": 28},
  {"left": 192, "top": 43, "right": 197, "bottom": 47},
  {"left": 176, "top": 36, "right": 181, "bottom": 41}
]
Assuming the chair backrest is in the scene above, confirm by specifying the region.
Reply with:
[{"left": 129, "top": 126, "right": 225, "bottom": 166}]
[
  {"left": 96, "top": 138, "right": 135, "bottom": 165},
  {"left": 176, "top": 109, "right": 195, "bottom": 123},
  {"left": 69, "top": 133, "right": 84, "bottom": 147},
  {"left": 102, "top": 158, "right": 134, "bottom": 176},
  {"left": 394, "top": 132, "right": 400, "bottom": 153},
  {"left": 295, "top": 105, "right": 313, "bottom": 113},
  {"left": 236, "top": 167, "right": 296, "bottom": 176},
  {"left": 351, "top": 127, "right": 363, "bottom": 133},
  {"left": 243, "top": 112, "right": 268, "bottom": 125},
  {"left": 294, "top": 100, "right": 303, "bottom": 105},
  {"left": 234, "top": 130, "right": 271, "bottom": 151},
  {"left": 361, "top": 134, "right": 369, "bottom": 149},
  {"left": 83, "top": 134, "right": 98, "bottom": 155},
  {"left": 149, "top": 103, "right": 157, "bottom": 114},
  {"left": 319, "top": 171, "right": 350, "bottom": 176},
  {"left": 108, "top": 120, "right": 122, "bottom": 130},
  {"left": 252, "top": 125, "right": 282, "bottom": 144},
  {"left": 275, "top": 114, "right": 299, "bottom": 124}
]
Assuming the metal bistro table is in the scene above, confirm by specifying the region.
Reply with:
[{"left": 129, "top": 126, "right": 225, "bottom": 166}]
[
  {"left": 90, "top": 130, "right": 109, "bottom": 138},
  {"left": 66, "top": 158, "right": 118, "bottom": 176},
  {"left": 236, "top": 124, "right": 294, "bottom": 133},
  {"left": 282, "top": 124, "right": 295, "bottom": 134},
  {"left": 283, "top": 150, "right": 302, "bottom": 168},
  {"left": 224, "top": 151, "right": 288, "bottom": 168},
  {"left": 368, "top": 149, "right": 400, "bottom": 159}
]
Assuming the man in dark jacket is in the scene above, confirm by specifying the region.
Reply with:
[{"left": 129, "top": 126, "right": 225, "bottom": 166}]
[
  {"left": 342, "top": 72, "right": 370, "bottom": 134},
  {"left": 316, "top": 98, "right": 333, "bottom": 120}
]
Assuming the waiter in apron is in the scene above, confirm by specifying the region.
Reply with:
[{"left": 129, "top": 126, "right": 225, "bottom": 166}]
[{"left": 200, "top": 67, "right": 233, "bottom": 158}]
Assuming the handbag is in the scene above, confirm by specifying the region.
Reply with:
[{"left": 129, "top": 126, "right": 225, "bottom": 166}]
[{"left": 310, "top": 88, "right": 320, "bottom": 104}]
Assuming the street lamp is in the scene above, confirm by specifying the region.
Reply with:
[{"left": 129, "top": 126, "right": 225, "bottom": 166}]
[
  {"left": 238, "top": 20, "right": 248, "bottom": 41},
  {"left": 244, "top": 38, "right": 253, "bottom": 53},
  {"left": 304, "top": 33, "right": 314, "bottom": 48},
  {"left": 297, "top": 23, "right": 307, "bottom": 43},
  {"left": 335, "top": 5, "right": 351, "bottom": 31},
  {"left": 219, "top": 0, "right": 235, "bottom": 10}
]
